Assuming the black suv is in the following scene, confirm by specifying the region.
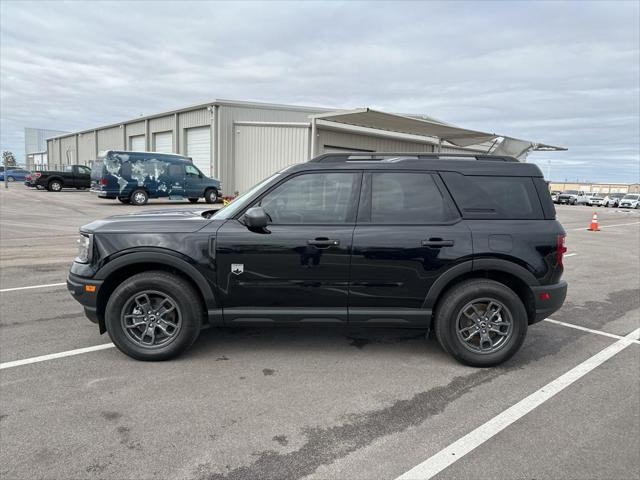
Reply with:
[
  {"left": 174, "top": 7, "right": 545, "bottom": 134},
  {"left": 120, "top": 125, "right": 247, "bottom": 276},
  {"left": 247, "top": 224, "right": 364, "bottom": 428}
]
[{"left": 67, "top": 153, "right": 567, "bottom": 367}]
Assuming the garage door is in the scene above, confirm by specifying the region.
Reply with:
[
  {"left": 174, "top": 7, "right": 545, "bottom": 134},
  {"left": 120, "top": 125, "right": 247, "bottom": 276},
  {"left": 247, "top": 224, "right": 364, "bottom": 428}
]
[
  {"left": 129, "top": 135, "right": 145, "bottom": 151},
  {"left": 153, "top": 131, "right": 173, "bottom": 153},
  {"left": 186, "top": 127, "right": 211, "bottom": 176},
  {"left": 234, "top": 124, "right": 309, "bottom": 194}
]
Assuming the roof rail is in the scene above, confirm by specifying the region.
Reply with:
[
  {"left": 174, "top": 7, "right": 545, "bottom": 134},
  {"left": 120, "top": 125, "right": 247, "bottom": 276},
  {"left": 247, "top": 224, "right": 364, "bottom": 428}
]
[{"left": 308, "top": 152, "right": 519, "bottom": 163}]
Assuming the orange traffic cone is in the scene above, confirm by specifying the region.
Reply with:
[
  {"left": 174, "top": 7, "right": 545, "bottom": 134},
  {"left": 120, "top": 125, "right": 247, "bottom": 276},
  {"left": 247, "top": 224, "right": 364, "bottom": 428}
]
[{"left": 588, "top": 212, "right": 600, "bottom": 231}]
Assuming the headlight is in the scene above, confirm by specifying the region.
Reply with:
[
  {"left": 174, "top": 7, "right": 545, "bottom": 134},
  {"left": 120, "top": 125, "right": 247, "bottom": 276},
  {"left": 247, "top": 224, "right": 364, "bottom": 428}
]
[{"left": 76, "top": 233, "right": 93, "bottom": 263}]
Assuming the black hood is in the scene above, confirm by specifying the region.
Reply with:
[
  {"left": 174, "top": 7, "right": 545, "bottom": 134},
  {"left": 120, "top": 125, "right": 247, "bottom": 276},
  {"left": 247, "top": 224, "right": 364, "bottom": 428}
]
[{"left": 80, "top": 208, "right": 218, "bottom": 234}]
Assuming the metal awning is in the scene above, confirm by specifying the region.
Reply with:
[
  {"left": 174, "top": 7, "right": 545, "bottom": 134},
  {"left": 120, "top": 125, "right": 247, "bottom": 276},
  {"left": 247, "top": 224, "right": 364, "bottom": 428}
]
[{"left": 310, "top": 108, "right": 566, "bottom": 157}]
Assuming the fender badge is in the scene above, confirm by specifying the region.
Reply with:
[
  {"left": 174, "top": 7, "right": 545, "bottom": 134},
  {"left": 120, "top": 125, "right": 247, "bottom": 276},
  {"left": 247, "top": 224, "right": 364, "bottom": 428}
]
[{"left": 231, "top": 264, "right": 244, "bottom": 275}]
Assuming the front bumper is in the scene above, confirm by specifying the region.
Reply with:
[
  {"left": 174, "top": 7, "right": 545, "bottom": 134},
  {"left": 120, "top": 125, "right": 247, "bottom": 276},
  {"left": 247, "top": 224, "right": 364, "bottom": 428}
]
[
  {"left": 531, "top": 280, "right": 568, "bottom": 323},
  {"left": 67, "top": 273, "right": 103, "bottom": 325}
]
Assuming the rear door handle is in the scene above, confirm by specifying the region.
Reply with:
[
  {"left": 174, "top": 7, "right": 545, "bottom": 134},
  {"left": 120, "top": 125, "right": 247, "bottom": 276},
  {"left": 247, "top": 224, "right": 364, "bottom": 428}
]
[
  {"left": 308, "top": 238, "right": 340, "bottom": 248},
  {"left": 421, "top": 239, "right": 454, "bottom": 248}
]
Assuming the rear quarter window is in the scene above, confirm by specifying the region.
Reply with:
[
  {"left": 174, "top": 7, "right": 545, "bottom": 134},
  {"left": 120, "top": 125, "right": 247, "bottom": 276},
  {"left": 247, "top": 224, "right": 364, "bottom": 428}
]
[{"left": 440, "top": 172, "right": 544, "bottom": 220}]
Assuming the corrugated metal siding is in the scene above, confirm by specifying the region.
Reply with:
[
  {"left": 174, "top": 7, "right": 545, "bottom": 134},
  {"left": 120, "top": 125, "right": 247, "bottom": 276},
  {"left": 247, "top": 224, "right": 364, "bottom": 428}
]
[
  {"left": 98, "top": 127, "right": 124, "bottom": 152},
  {"left": 218, "top": 105, "right": 322, "bottom": 192},
  {"left": 317, "top": 130, "right": 435, "bottom": 154},
  {"left": 60, "top": 136, "right": 77, "bottom": 164},
  {"left": 149, "top": 115, "right": 173, "bottom": 133},
  {"left": 233, "top": 124, "right": 310, "bottom": 194},
  {"left": 47, "top": 139, "right": 58, "bottom": 165},
  {"left": 78, "top": 132, "right": 96, "bottom": 162},
  {"left": 126, "top": 121, "right": 145, "bottom": 136}
]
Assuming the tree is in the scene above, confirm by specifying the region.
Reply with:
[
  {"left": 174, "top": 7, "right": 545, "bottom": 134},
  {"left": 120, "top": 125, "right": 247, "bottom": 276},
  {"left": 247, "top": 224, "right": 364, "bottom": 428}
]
[{"left": 2, "top": 151, "right": 17, "bottom": 168}]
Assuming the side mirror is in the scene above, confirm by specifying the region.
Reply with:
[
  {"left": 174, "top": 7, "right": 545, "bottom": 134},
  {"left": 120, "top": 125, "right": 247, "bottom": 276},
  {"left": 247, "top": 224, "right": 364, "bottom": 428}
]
[{"left": 243, "top": 206, "right": 269, "bottom": 229}]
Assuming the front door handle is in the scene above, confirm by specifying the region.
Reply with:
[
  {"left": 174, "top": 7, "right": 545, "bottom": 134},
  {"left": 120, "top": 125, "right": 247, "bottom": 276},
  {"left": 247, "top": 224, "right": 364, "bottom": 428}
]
[
  {"left": 422, "top": 239, "right": 454, "bottom": 248},
  {"left": 308, "top": 238, "right": 340, "bottom": 248}
]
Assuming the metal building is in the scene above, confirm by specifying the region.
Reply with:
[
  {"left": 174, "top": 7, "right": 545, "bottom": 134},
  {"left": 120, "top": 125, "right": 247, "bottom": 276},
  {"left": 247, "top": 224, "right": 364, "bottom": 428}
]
[
  {"left": 46, "top": 99, "right": 564, "bottom": 195},
  {"left": 25, "top": 127, "right": 68, "bottom": 169}
]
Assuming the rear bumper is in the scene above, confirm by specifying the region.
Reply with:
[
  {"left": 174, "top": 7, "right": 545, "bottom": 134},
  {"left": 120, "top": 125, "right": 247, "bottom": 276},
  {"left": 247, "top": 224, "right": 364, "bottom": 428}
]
[
  {"left": 531, "top": 280, "right": 567, "bottom": 323},
  {"left": 67, "top": 273, "right": 103, "bottom": 325}
]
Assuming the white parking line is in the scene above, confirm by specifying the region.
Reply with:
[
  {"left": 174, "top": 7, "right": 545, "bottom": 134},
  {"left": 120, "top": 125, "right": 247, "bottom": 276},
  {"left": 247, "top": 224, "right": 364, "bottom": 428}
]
[
  {"left": 570, "top": 221, "right": 640, "bottom": 231},
  {"left": 0, "top": 282, "right": 66, "bottom": 293},
  {"left": 395, "top": 327, "right": 640, "bottom": 480},
  {"left": 544, "top": 318, "right": 640, "bottom": 345},
  {"left": 564, "top": 253, "right": 577, "bottom": 258},
  {"left": 0, "top": 343, "right": 115, "bottom": 370}
]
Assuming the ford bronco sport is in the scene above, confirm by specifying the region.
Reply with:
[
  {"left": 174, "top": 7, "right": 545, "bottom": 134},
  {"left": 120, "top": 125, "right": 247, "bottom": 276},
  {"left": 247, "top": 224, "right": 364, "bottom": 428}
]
[{"left": 67, "top": 153, "right": 568, "bottom": 367}]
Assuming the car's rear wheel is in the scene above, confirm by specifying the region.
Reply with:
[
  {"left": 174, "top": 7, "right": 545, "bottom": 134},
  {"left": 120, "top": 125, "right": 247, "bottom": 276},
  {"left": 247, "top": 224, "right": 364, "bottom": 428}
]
[
  {"left": 188, "top": 198, "right": 199, "bottom": 203},
  {"left": 434, "top": 279, "right": 527, "bottom": 367},
  {"left": 117, "top": 196, "right": 130, "bottom": 204},
  {"left": 204, "top": 188, "right": 218, "bottom": 204},
  {"left": 130, "top": 189, "right": 148, "bottom": 206},
  {"left": 48, "top": 180, "right": 62, "bottom": 192},
  {"left": 105, "top": 271, "right": 202, "bottom": 361},
  {"left": 7, "top": 176, "right": 15, "bottom": 182}
]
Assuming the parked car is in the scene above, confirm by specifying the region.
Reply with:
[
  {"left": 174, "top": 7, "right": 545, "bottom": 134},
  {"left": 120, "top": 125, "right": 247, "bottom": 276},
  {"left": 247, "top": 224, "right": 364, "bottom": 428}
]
[
  {"left": 619, "top": 194, "right": 640, "bottom": 209},
  {"left": 67, "top": 152, "right": 567, "bottom": 367},
  {"left": 91, "top": 150, "right": 222, "bottom": 206},
  {"left": 583, "top": 193, "right": 604, "bottom": 206},
  {"left": 550, "top": 190, "right": 562, "bottom": 203},
  {"left": 603, "top": 193, "right": 625, "bottom": 207},
  {"left": 557, "top": 190, "right": 592, "bottom": 205},
  {"left": 0, "top": 168, "right": 30, "bottom": 182},
  {"left": 33, "top": 165, "right": 92, "bottom": 191}
]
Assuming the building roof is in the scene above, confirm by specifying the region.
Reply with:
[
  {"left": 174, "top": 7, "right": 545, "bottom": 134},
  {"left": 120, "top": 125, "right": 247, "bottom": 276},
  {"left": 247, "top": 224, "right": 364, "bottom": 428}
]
[{"left": 311, "top": 108, "right": 566, "bottom": 155}]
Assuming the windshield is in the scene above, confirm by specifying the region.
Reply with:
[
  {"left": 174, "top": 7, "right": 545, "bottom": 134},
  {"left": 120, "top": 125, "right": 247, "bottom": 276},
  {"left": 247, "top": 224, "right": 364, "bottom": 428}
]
[
  {"left": 622, "top": 194, "right": 639, "bottom": 200},
  {"left": 213, "top": 173, "right": 281, "bottom": 219}
]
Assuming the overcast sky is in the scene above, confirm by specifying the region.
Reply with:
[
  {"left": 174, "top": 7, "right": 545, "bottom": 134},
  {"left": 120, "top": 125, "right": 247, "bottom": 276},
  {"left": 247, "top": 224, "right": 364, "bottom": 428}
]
[{"left": 1, "top": 0, "right": 639, "bottom": 182}]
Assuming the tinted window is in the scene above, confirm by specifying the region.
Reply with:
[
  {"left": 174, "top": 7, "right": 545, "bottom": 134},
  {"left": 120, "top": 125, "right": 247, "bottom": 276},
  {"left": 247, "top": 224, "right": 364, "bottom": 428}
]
[
  {"left": 441, "top": 172, "right": 543, "bottom": 220},
  {"left": 370, "top": 173, "right": 452, "bottom": 224},
  {"left": 78, "top": 166, "right": 91, "bottom": 174},
  {"left": 64, "top": 165, "right": 73, "bottom": 172},
  {"left": 185, "top": 165, "right": 200, "bottom": 176},
  {"left": 259, "top": 172, "right": 359, "bottom": 224},
  {"left": 168, "top": 164, "right": 184, "bottom": 177}
]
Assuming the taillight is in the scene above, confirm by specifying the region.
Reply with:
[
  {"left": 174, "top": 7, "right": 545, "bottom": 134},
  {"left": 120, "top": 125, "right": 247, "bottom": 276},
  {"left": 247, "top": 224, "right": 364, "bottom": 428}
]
[
  {"left": 556, "top": 234, "right": 567, "bottom": 266},
  {"left": 99, "top": 177, "right": 107, "bottom": 186},
  {"left": 34, "top": 172, "right": 41, "bottom": 178}
]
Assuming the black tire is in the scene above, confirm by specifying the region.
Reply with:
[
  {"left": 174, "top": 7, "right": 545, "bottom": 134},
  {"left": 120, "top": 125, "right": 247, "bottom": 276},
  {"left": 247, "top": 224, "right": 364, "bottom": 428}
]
[
  {"left": 188, "top": 198, "right": 199, "bottom": 203},
  {"left": 105, "top": 271, "right": 202, "bottom": 361},
  {"left": 117, "top": 196, "right": 130, "bottom": 204},
  {"left": 7, "top": 176, "right": 15, "bottom": 182},
  {"left": 204, "top": 188, "right": 218, "bottom": 204},
  {"left": 48, "top": 180, "right": 63, "bottom": 192},
  {"left": 434, "top": 279, "right": 528, "bottom": 367},
  {"left": 130, "top": 188, "right": 149, "bottom": 206}
]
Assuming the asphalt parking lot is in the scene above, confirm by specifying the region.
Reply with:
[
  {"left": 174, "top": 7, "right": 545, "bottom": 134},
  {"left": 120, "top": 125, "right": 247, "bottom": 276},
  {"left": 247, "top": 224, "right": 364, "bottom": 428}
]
[{"left": 1, "top": 184, "right": 639, "bottom": 480}]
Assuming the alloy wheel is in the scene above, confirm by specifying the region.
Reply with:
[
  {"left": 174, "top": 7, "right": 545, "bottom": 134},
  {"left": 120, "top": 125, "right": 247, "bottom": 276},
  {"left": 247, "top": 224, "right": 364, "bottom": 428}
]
[
  {"left": 120, "top": 290, "right": 182, "bottom": 348},
  {"left": 455, "top": 298, "right": 513, "bottom": 354}
]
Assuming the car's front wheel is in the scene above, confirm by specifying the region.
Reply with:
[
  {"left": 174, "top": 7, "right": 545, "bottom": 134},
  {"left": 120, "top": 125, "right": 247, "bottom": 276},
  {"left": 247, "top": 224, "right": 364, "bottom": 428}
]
[
  {"left": 434, "top": 279, "right": 528, "bottom": 367},
  {"left": 204, "top": 188, "right": 218, "bottom": 204},
  {"left": 7, "top": 176, "right": 15, "bottom": 182},
  {"left": 105, "top": 271, "right": 202, "bottom": 361}
]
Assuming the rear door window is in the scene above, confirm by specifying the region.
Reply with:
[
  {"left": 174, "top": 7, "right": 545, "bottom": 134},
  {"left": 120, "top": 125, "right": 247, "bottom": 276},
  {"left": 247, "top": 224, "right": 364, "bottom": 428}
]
[
  {"left": 440, "top": 172, "right": 543, "bottom": 220},
  {"left": 368, "top": 172, "right": 454, "bottom": 224}
]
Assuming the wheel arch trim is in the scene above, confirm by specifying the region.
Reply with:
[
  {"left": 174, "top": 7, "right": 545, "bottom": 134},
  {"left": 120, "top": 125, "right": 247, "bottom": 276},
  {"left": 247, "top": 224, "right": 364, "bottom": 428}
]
[
  {"left": 95, "top": 250, "right": 217, "bottom": 310},
  {"left": 422, "top": 258, "right": 539, "bottom": 309}
]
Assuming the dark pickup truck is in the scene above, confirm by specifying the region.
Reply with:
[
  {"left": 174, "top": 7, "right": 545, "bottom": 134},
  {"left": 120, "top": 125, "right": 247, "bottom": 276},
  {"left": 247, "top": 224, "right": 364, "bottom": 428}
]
[{"left": 34, "top": 165, "right": 92, "bottom": 191}]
